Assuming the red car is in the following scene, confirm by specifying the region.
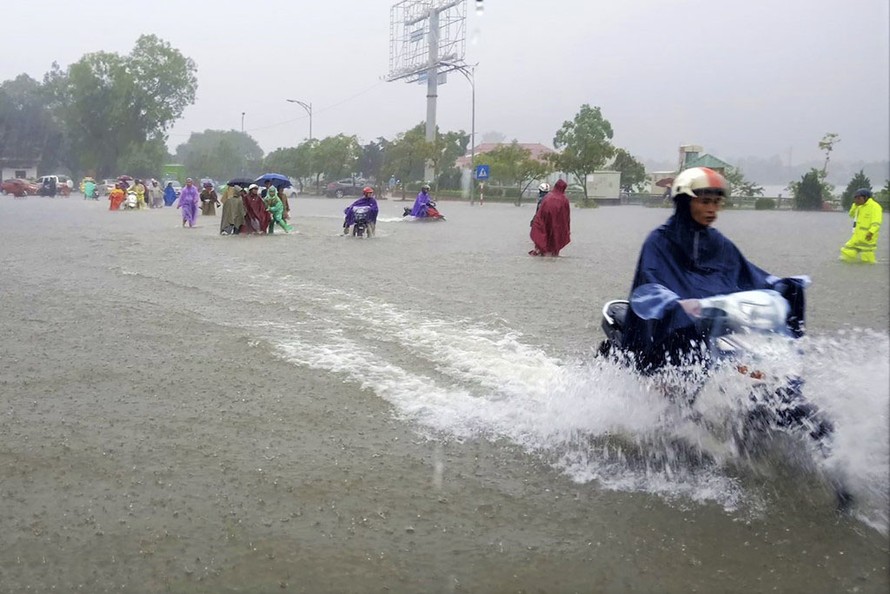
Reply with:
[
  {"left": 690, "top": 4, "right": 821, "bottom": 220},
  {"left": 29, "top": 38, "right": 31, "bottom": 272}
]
[{"left": 1, "top": 178, "right": 39, "bottom": 196}]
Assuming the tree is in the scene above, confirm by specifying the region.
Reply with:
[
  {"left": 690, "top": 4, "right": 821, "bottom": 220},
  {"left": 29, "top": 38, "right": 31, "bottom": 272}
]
[
  {"left": 263, "top": 147, "right": 301, "bottom": 179},
  {"left": 877, "top": 180, "right": 890, "bottom": 208},
  {"left": 724, "top": 167, "right": 764, "bottom": 197},
  {"left": 45, "top": 35, "right": 197, "bottom": 176},
  {"left": 429, "top": 129, "right": 469, "bottom": 190},
  {"left": 118, "top": 134, "right": 170, "bottom": 179},
  {"left": 0, "top": 74, "right": 68, "bottom": 173},
  {"left": 818, "top": 132, "right": 840, "bottom": 176},
  {"left": 125, "top": 35, "right": 197, "bottom": 135},
  {"left": 790, "top": 168, "right": 831, "bottom": 210},
  {"left": 840, "top": 169, "right": 872, "bottom": 210},
  {"left": 611, "top": 148, "right": 647, "bottom": 193},
  {"left": 357, "top": 138, "right": 390, "bottom": 184},
  {"left": 176, "top": 130, "right": 263, "bottom": 180},
  {"left": 549, "top": 104, "right": 616, "bottom": 204},
  {"left": 477, "top": 140, "right": 551, "bottom": 205},
  {"left": 292, "top": 140, "right": 318, "bottom": 193},
  {"left": 384, "top": 124, "right": 435, "bottom": 199},
  {"left": 313, "top": 134, "right": 361, "bottom": 187}
]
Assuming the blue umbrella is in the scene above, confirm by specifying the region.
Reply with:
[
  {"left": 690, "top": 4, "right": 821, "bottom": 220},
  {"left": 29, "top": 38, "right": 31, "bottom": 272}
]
[{"left": 254, "top": 173, "right": 292, "bottom": 189}]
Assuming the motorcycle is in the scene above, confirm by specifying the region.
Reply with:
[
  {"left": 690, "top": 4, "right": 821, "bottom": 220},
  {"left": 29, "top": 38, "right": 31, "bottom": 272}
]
[
  {"left": 123, "top": 191, "right": 138, "bottom": 210},
  {"left": 403, "top": 200, "right": 446, "bottom": 221},
  {"left": 599, "top": 288, "right": 850, "bottom": 507},
  {"left": 351, "top": 205, "right": 374, "bottom": 238}
]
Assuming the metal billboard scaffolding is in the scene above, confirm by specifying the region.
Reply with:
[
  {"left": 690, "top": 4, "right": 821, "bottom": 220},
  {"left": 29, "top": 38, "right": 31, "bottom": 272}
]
[
  {"left": 387, "top": 0, "right": 467, "bottom": 83},
  {"left": 387, "top": 0, "right": 468, "bottom": 182}
]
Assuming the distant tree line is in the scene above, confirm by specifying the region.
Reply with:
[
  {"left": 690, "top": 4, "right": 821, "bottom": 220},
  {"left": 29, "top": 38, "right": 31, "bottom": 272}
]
[
  {"left": 3, "top": 41, "right": 885, "bottom": 208},
  {"left": 1, "top": 34, "right": 196, "bottom": 179}
]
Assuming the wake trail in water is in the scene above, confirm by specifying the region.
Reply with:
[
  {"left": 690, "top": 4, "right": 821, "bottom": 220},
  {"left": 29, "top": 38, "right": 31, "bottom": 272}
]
[{"left": 115, "top": 263, "right": 890, "bottom": 532}]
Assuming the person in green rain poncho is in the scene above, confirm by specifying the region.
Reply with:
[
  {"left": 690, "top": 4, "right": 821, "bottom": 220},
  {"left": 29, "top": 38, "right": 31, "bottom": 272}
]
[{"left": 264, "top": 186, "right": 293, "bottom": 234}]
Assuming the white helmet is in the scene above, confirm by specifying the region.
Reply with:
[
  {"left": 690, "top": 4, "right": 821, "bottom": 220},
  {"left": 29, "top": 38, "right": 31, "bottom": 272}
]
[
  {"left": 538, "top": 182, "right": 551, "bottom": 193},
  {"left": 671, "top": 167, "right": 727, "bottom": 199}
]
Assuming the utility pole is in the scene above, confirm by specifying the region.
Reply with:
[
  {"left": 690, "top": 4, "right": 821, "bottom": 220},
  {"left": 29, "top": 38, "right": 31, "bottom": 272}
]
[
  {"left": 241, "top": 112, "right": 245, "bottom": 133},
  {"left": 423, "top": 8, "right": 440, "bottom": 183}
]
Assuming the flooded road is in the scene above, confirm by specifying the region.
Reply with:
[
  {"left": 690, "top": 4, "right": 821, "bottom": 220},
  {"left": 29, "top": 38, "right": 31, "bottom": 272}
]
[{"left": 0, "top": 195, "right": 887, "bottom": 592}]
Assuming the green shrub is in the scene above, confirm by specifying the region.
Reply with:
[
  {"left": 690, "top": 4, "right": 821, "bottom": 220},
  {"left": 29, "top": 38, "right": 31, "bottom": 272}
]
[
  {"left": 791, "top": 169, "right": 831, "bottom": 210},
  {"left": 754, "top": 198, "right": 776, "bottom": 210}
]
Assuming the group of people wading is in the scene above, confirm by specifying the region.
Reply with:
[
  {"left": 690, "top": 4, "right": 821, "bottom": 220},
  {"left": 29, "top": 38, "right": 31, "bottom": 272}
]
[
  {"left": 107, "top": 178, "right": 165, "bottom": 210},
  {"left": 217, "top": 179, "right": 293, "bottom": 235}
]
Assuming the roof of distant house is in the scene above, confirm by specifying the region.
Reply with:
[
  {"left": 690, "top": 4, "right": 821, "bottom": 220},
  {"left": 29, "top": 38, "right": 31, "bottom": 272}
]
[
  {"left": 684, "top": 153, "right": 733, "bottom": 170},
  {"left": 455, "top": 142, "right": 554, "bottom": 168}
]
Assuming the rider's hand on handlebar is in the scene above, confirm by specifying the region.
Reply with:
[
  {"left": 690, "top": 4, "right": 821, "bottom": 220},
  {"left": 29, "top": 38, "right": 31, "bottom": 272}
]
[{"left": 678, "top": 299, "right": 702, "bottom": 318}]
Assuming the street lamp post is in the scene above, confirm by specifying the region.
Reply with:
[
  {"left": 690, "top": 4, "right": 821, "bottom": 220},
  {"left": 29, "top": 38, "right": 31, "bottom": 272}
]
[
  {"left": 241, "top": 112, "right": 245, "bottom": 132},
  {"left": 442, "top": 62, "right": 477, "bottom": 205},
  {"left": 286, "top": 99, "right": 313, "bottom": 142}
]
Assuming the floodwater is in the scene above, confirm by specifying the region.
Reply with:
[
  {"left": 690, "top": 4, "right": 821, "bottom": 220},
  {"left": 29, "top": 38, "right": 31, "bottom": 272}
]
[{"left": 0, "top": 194, "right": 888, "bottom": 593}]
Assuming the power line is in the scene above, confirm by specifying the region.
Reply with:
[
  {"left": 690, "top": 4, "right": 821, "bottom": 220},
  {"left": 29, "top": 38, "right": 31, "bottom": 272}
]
[{"left": 243, "top": 81, "right": 387, "bottom": 134}]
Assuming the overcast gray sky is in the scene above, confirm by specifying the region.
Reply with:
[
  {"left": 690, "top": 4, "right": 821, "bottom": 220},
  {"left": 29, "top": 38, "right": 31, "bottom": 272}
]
[{"left": 3, "top": 0, "right": 888, "bottom": 164}]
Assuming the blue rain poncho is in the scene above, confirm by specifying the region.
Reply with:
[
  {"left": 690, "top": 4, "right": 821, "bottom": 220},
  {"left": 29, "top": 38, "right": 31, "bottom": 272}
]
[{"left": 621, "top": 195, "right": 808, "bottom": 371}]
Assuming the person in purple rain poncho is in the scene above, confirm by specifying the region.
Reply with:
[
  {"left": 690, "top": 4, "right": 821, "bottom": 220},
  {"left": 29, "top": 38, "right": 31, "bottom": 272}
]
[
  {"left": 343, "top": 186, "right": 379, "bottom": 235},
  {"left": 176, "top": 178, "right": 200, "bottom": 228},
  {"left": 410, "top": 184, "right": 432, "bottom": 217}
]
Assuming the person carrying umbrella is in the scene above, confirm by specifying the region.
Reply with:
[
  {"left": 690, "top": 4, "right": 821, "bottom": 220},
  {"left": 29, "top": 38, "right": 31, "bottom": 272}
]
[
  {"left": 264, "top": 186, "right": 293, "bottom": 234},
  {"left": 257, "top": 174, "right": 292, "bottom": 220}
]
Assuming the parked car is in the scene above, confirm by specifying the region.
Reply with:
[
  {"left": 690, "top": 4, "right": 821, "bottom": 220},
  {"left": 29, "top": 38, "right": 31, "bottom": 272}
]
[
  {"left": 1, "top": 178, "right": 39, "bottom": 196},
  {"left": 100, "top": 179, "right": 118, "bottom": 195},
  {"left": 324, "top": 178, "right": 367, "bottom": 198}
]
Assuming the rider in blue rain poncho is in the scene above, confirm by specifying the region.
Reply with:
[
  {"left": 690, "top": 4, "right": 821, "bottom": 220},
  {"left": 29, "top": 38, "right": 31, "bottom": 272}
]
[{"left": 621, "top": 167, "right": 808, "bottom": 372}]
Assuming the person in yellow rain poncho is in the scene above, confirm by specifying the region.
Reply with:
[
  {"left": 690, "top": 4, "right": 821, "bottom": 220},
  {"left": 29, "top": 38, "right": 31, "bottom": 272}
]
[
  {"left": 840, "top": 188, "right": 883, "bottom": 263},
  {"left": 132, "top": 179, "right": 147, "bottom": 209}
]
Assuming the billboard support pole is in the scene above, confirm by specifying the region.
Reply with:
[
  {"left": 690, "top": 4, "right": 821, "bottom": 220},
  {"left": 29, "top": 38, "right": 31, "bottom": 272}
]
[{"left": 424, "top": 8, "right": 439, "bottom": 183}]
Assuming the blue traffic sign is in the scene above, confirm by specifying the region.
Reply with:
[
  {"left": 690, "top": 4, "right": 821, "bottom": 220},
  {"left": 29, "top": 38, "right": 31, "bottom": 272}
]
[{"left": 474, "top": 165, "right": 490, "bottom": 180}]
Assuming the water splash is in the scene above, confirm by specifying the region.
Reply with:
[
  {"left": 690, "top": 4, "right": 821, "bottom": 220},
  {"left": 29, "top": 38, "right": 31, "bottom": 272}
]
[
  {"left": 244, "top": 276, "right": 887, "bottom": 530},
  {"left": 124, "top": 263, "right": 890, "bottom": 533}
]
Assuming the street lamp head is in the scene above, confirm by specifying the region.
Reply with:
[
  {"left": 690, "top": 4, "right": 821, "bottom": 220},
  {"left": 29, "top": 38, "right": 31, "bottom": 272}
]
[{"left": 286, "top": 99, "right": 312, "bottom": 113}]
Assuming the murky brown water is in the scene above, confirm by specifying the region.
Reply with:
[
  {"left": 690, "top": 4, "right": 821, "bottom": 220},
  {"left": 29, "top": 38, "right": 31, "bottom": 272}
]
[{"left": 0, "top": 195, "right": 887, "bottom": 592}]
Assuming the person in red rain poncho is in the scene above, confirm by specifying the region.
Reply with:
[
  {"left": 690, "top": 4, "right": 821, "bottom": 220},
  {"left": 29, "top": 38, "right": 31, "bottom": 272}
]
[
  {"left": 240, "top": 184, "right": 270, "bottom": 234},
  {"left": 529, "top": 179, "right": 571, "bottom": 256}
]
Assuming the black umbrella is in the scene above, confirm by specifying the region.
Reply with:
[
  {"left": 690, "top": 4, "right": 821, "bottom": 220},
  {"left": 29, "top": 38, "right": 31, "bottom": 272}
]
[{"left": 227, "top": 177, "right": 254, "bottom": 187}]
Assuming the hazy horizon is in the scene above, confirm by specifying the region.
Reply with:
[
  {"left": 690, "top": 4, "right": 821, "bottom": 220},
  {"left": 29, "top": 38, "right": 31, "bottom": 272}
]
[{"left": 2, "top": 0, "right": 888, "bottom": 166}]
